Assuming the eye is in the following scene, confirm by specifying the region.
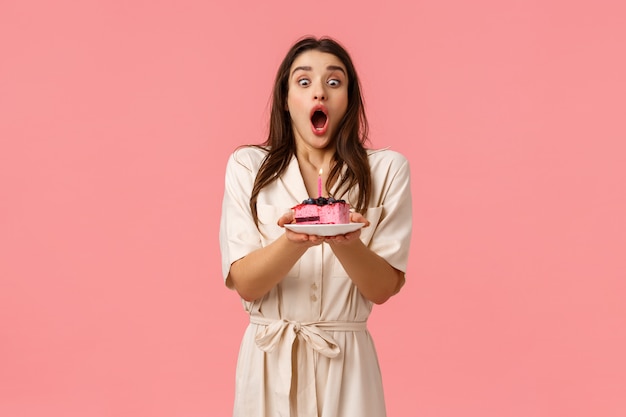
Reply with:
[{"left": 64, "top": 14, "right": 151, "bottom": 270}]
[
  {"left": 298, "top": 78, "right": 311, "bottom": 87},
  {"left": 327, "top": 79, "right": 341, "bottom": 87}
]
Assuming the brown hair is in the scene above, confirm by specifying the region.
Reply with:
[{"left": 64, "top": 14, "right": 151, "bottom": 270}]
[{"left": 249, "top": 36, "right": 371, "bottom": 224}]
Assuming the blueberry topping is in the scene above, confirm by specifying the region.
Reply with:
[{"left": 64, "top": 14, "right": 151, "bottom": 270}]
[
  {"left": 315, "top": 197, "right": 328, "bottom": 206},
  {"left": 301, "top": 197, "right": 346, "bottom": 205}
]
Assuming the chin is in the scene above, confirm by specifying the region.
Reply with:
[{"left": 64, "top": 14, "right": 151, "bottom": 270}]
[{"left": 311, "top": 138, "right": 334, "bottom": 150}]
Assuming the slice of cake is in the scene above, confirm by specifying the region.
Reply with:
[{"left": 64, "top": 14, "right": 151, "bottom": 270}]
[{"left": 292, "top": 197, "right": 350, "bottom": 224}]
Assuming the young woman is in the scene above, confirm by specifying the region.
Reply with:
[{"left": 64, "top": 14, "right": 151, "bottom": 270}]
[{"left": 219, "top": 36, "right": 412, "bottom": 417}]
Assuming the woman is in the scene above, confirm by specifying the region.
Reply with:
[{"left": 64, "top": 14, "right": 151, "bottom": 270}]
[{"left": 219, "top": 36, "right": 412, "bottom": 417}]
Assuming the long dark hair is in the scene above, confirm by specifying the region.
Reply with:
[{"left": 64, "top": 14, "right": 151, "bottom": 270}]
[{"left": 249, "top": 36, "right": 371, "bottom": 224}]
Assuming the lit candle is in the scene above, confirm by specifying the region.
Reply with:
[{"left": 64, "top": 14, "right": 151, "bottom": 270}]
[{"left": 318, "top": 168, "right": 323, "bottom": 198}]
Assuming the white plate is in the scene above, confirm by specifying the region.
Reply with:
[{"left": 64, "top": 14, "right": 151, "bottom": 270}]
[{"left": 284, "top": 223, "right": 365, "bottom": 236}]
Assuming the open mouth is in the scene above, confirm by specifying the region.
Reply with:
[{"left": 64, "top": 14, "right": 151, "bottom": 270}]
[{"left": 310, "top": 107, "right": 328, "bottom": 132}]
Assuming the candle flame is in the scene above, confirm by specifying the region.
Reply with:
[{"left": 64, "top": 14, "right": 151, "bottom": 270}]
[{"left": 319, "top": 168, "right": 323, "bottom": 175}]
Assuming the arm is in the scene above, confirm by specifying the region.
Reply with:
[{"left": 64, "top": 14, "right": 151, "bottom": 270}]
[
  {"left": 327, "top": 151, "right": 412, "bottom": 304},
  {"left": 326, "top": 213, "right": 405, "bottom": 304},
  {"left": 220, "top": 149, "right": 329, "bottom": 301},
  {"left": 228, "top": 212, "right": 325, "bottom": 301}
]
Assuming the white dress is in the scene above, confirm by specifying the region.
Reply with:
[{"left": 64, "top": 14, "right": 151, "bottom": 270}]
[{"left": 219, "top": 146, "right": 412, "bottom": 417}]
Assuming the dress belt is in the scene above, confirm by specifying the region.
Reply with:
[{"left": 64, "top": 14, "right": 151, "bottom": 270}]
[{"left": 249, "top": 316, "right": 368, "bottom": 417}]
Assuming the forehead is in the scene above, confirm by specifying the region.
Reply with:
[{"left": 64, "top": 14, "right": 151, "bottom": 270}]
[{"left": 289, "top": 50, "right": 346, "bottom": 74}]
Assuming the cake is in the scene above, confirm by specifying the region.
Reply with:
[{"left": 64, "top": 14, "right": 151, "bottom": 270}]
[{"left": 292, "top": 197, "right": 350, "bottom": 224}]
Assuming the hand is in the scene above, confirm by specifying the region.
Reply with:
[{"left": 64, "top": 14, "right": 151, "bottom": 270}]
[
  {"left": 277, "top": 211, "right": 325, "bottom": 246},
  {"left": 325, "top": 212, "right": 370, "bottom": 245},
  {"left": 349, "top": 211, "right": 370, "bottom": 227}
]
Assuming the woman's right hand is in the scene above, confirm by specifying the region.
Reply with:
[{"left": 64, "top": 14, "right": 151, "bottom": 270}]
[{"left": 277, "top": 211, "right": 326, "bottom": 246}]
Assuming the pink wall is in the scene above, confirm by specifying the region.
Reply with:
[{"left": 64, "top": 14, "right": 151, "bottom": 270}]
[{"left": 1, "top": 1, "right": 625, "bottom": 416}]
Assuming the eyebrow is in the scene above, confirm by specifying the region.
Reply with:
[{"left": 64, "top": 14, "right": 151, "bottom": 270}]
[{"left": 291, "top": 65, "right": 347, "bottom": 76}]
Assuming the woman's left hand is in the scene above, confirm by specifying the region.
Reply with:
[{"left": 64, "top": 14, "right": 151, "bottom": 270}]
[{"left": 325, "top": 212, "right": 370, "bottom": 245}]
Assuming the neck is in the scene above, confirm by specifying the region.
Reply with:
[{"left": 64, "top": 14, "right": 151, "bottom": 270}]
[{"left": 296, "top": 148, "right": 334, "bottom": 172}]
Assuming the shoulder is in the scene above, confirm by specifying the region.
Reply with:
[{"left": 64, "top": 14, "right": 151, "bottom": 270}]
[
  {"left": 227, "top": 146, "right": 269, "bottom": 173},
  {"left": 366, "top": 147, "right": 410, "bottom": 172}
]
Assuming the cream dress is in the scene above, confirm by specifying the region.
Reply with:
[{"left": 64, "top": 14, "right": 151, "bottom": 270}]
[{"left": 219, "top": 146, "right": 412, "bottom": 417}]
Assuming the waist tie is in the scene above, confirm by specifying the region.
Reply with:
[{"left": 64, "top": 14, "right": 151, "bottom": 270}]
[{"left": 249, "top": 316, "right": 368, "bottom": 417}]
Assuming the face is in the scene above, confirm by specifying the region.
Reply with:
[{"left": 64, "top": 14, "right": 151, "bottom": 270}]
[{"left": 286, "top": 50, "right": 349, "bottom": 151}]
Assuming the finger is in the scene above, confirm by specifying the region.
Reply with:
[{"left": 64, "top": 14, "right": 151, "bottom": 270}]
[
  {"left": 277, "top": 210, "right": 295, "bottom": 227},
  {"left": 349, "top": 212, "right": 370, "bottom": 227},
  {"left": 309, "top": 235, "right": 325, "bottom": 244}
]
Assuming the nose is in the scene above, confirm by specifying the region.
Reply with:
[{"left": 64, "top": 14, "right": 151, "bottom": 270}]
[{"left": 312, "top": 81, "right": 326, "bottom": 101}]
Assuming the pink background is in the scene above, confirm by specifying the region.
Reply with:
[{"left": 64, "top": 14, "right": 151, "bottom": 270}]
[{"left": 1, "top": 1, "right": 625, "bottom": 416}]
